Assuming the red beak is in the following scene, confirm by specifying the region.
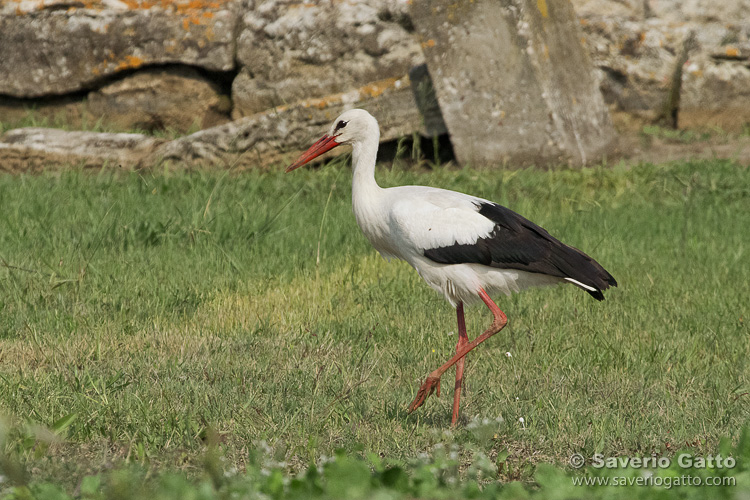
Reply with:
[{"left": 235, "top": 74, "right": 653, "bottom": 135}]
[{"left": 285, "top": 134, "right": 341, "bottom": 172}]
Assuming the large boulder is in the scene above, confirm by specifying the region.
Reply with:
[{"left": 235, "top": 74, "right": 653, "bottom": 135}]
[
  {"left": 573, "top": 0, "right": 750, "bottom": 130},
  {"left": 582, "top": 18, "right": 689, "bottom": 120},
  {"left": 681, "top": 52, "right": 750, "bottom": 130},
  {"left": 411, "top": 0, "right": 616, "bottom": 166},
  {"left": 87, "top": 67, "right": 231, "bottom": 132},
  {"left": 0, "top": 75, "right": 424, "bottom": 170},
  {"left": 0, "top": 127, "right": 165, "bottom": 172},
  {"left": 0, "top": 0, "right": 237, "bottom": 98},
  {"left": 3, "top": 0, "right": 750, "bottom": 172},
  {"left": 154, "top": 75, "right": 421, "bottom": 168},
  {"left": 232, "top": 0, "right": 423, "bottom": 118},
  {"left": 0, "top": 67, "right": 231, "bottom": 133}
]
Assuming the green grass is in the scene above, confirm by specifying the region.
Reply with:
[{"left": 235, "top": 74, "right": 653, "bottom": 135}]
[
  {"left": 638, "top": 123, "right": 750, "bottom": 146},
  {"left": 0, "top": 158, "right": 748, "bottom": 497},
  {"left": 640, "top": 125, "right": 713, "bottom": 144}
]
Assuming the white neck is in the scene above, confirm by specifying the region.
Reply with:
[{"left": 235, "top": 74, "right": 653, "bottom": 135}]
[
  {"left": 350, "top": 126, "right": 389, "bottom": 249},
  {"left": 351, "top": 128, "right": 382, "bottom": 201}
]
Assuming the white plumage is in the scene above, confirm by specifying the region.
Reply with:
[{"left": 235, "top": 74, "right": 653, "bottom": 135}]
[
  {"left": 287, "top": 108, "right": 616, "bottom": 425},
  {"left": 362, "top": 185, "right": 561, "bottom": 306}
]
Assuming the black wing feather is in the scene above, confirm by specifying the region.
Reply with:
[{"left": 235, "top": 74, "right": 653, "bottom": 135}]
[{"left": 423, "top": 202, "right": 617, "bottom": 300}]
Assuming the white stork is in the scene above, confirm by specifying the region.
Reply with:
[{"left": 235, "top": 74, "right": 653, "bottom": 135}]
[{"left": 286, "top": 109, "right": 616, "bottom": 426}]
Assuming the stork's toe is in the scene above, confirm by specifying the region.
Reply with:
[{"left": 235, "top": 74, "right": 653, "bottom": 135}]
[{"left": 407, "top": 376, "right": 441, "bottom": 413}]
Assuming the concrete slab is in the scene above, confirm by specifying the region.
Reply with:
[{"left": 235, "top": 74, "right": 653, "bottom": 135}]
[{"left": 411, "top": 0, "right": 616, "bottom": 166}]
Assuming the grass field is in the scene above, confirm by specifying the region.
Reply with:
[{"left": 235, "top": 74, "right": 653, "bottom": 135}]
[{"left": 0, "top": 157, "right": 748, "bottom": 498}]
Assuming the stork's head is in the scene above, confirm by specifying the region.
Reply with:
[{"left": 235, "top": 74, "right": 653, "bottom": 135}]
[{"left": 285, "top": 109, "right": 379, "bottom": 172}]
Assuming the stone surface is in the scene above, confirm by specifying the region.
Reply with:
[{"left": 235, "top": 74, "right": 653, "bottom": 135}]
[
  {"left": 569, "top": 0, "right": 644, "bottom": 18},
  {"left": 3, "top": 0, "right": 750, "bottom": 170},
  {"left": 648, "top": 0, "right": 750, "bottom": 23},
  {"left": 0, "top": 67, "right": 231, "bottom": 133},
  {"left": 574, "top": 0, "right": 750, "bottom": 130},
  {"left": 570, "top": 0, "right": 750, "bottom": 22},
  {"left": 0, "top": 0, "right": 237, "bottom": 98},
  {"left": 0, "top": 127, "right": 165, "bottom": 171},
  {"left": 7, "top": 111, "right": 750, "bottom": 174},
  {"left": 232, "top": 0, "right": 423, "bottom": 118},
  {"left": 583, "top": 19, "right": 685, "bottom": 117},
  {"left": 412, "top": 0, "right": 615, "bottom": 166},
  {"left": 0, "top": 76, "right": 425, "bottom": 171},
  {"left": 680, "top": 53, "right": 750, "bottom": 130},
  {"left": 153, "top": 76, "right": 422, "bottom": 168},
  {"left": 87, "top": 67, "right": 231, "bottom": 132}
]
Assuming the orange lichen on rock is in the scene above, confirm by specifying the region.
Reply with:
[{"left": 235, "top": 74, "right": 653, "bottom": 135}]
[
  {"left": 295, "top": 76, "right": 409, "bottom": 112},
  {"left": 361, "top": 77, "right": 400, "bottom": 98},
  {"left": 174, "top": 0, "right": 221, "bottom": 12},
  {"left": 90, "top": 53, "right": 144, "bottom": 74},
  {"left": 117, "top": 0, "right": 226, "bottom": 10},
  {"left": 536, "top": 0, "right": 548, "bottom": 18},
  {"left": 726, "top": 46, "right": 740, "bottom": 58},
  {"left": 115, "top": 55, "right": 144, "bottom": 71}
]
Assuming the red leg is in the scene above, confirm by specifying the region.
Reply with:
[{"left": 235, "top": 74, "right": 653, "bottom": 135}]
[
  {"left": 408, "top": 288, "right": 508, "bottom": 417},
  {"left": 452, "top": 302, "right": 468, "bottom": 426}
]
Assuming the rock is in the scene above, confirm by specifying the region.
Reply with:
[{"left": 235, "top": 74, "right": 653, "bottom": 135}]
[
  {"left": 155, "top": 75, "right": 422, "bottom": 168},
  {"left": 0, "top": 128, "right": 165, "bottom": 171},
  {"left": 87, "top": 67, "right": 231, "bottom": 133},
  {"left": 0, "top": 67, "right": 231, "bottom": 133},
  {"left": 574, "top": 0, "right": 750, "bottom": 129},
  {"left": 0, "top": 0, "right": 237, "bottom": 98},
  {"left": 648, "top": 0, "right": 750, "bottom": 23},
  {"left": 583, "top": 19, "right": 685, "bottom": 117},
  {"left": 570, "top": 0, "right": 750, "bottom": 26},
  {"left": 0, "top": 75, "right": 425, "bottom": 171},
  {"left": 232, "top": 0, "right": 423, "bottom": 117},
  {"left": 681, "top": 53, "right": 750, "bottom": 130},
  {"left": 569, "top": 0, "right": 645, "bottom": 19},
  {"left": 411, "top": 0, "right": 616, "bottom": 166},
  {"left": 3, "top": 0, "right": 750, "bottom": 151}
]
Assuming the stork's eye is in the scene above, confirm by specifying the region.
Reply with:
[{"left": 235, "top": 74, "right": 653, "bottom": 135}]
[{"left": 335, "top": 120, "right": 348, "bottom": 132}]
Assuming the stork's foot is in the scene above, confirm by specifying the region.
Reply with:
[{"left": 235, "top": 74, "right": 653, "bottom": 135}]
[{"left": 407, "top": 375, "right": 441, "bottom": 413}]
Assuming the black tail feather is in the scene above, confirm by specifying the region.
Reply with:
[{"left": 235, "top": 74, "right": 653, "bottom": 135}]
[
  {"left": 424, "top": 202, "right": 618, "bottom": 301},
  {"left": 566, "top": 255, "right": 617, "bottom": 301}
]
